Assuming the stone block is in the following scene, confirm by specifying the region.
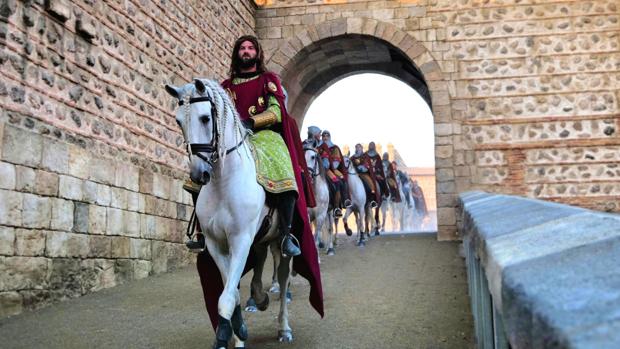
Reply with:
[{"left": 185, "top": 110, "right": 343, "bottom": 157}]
[
  {"left": 96, "top": 183, "right": 111, "bottom": 206},
  {"left": 51, "top": 198, "right": 73, "bottom": 231},
  {"left": 127, "top": 191, "right": 140, "bottom": 212},
  {"left": 0, "top": 162, "right": 16, "bottom": 190},
  {"left": 130, "top": 238, "right": 151, "bottom": 259},
  {"left": 88, "top": 205, "right": 106, "bottom": 235},
  {"left": 22, "top": 193, "right": 51, "bottom": 229},
  {"left": 0, "top": 189, "right": 22, "bottom": 226},
  {"left": 106, "top": 207, "right": 123, "bottom": 235},
  {"left": 110, "top": 187, "right": 128, "bottom": 210},
  {"left": 73, "top": 202, "right": 89, "bottom": 233},
  {"left": 82, "top": 180, "right": 97, "bottom": 203},
  {"left": 84, "top": 259, "right": 116, "bottom": 292},
  {"left": 48, "top": 258, "right": 81, "bottom": 299},
  {"left": 34, "top": 170, "right": 59, "bottom": 196},
  {"left": 437, "top": 181, "right": 456, "bottom": 194},
  {"left": 2, "top": 126, "right": 42, "bottom": 167},
  {"left": 0, "top": 292, "right": 22, "bottom": 318},
  {"left": 88, "top": 235, "right": 112, "bottom": 258},
  {"left": 76, "top": 19, "right": 96, "bottom": 41},
  {"left": 41, "top": 139, "right": 68, "bottom": 174},
  {"left": 115, "top": 164, "right": 139, "bottom": 192},
  {"left": 152, "top": 174, "right": 171, "bottom": 200},
  {"left": 58, "top": 175, "right": 82, "bottom": 201},
  {"left": 0, "top": 256, "right": 49, "bottom": 291},
  {"left": 436, "top": 168, "right": 455, "bottom": 182},
  {"left": 435, "top": 145, "right": 454, "bottom": 159},
  {"left": 151, "top": 241, "right": 168, "bottom": 274},
  {"left": 46, "top": 0, "right": 71, "bottom": 22},
  {"left": 0, "top": 226, "right": 15, "bottom": 255},
  {"left": 45, "top": 231, "right": 89, "bottom": 258},
  {"left": 139, "top": 168, "right": 153, "bottom": 194},
  {"left": 111, "top": 236, "right": 130, "bottom": 258},
  {"left": 15, "top": 166, "right": 36, "bottom": 192},
  {"left": 68, "top": 146, "right": 89, "bottom": 179},
  {"left": 134, "top": 260, "right": 152, "bottom": 280},
  {"left": 435, "top": 123, "right": 453, "bottom": 136},
  {"left": 89, "top": 158, "right": 116, "bottom": 185},
  {"left": 141, "top": 214, "right": 156, "bottom": 239},
  {"left": 14, "top": 229, "right": 46, "bottom": 256},
  {"left": 438, "top": 207, "right": 457, "bottom": 225},
  {"left": 114, "top": 259, "right": 133, "bottom": 284},
  {"left": 154, "top": 216, "right": 169, "bottom": 241},
  {"left": 124, "top": 210, "right": 140, "bottom": 237}
]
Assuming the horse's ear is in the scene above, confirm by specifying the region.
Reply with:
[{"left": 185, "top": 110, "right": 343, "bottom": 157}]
[
  {"left": 346, "top": 150, "right": 350, "bottom": 157},
  {"left": 194, "top": 79, "right": 206, "bottom": 94},
  {"left": 165, "top": 84, "right": 181, "bottom": 98}
]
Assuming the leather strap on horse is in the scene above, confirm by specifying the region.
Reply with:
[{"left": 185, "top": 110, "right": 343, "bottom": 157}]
[{"left": 186, "top": 207, "right": 198, "bottom": 241}]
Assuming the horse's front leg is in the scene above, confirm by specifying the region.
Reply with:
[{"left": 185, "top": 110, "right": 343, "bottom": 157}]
[
  {"left": 277, "top": 256, "right": 293, "bottom": 342},
  {"left": 269, "top": 242, "right": 281, "bottom": 294},
  {"left": 213, "top": 235, "right": 253, "bottom": 349}
]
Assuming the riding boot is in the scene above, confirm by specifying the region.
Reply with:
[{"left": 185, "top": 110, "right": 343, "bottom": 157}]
[
  {"left": 342, "top": 181, "right": 352, "bottom": 208},
  {"left": 277, "top": 193, "right": 301, "bottom": 257}
]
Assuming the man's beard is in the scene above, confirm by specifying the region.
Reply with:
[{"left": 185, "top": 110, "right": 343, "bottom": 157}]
[{"left": 239, "top": 56, "right": 258, "bottom": 69}]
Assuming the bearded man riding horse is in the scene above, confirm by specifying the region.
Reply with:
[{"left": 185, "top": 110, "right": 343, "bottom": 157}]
[{"left": 166, "top": 35, "right": 323, "bottom": 348}]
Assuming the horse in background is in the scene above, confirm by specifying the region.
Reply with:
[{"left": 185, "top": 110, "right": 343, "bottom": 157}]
[
  {"left": 341, "top": 155, "right": 377, "bottom": 246},
  {"left": 305, "top": 147, "right": 333, "bottom": 255}
]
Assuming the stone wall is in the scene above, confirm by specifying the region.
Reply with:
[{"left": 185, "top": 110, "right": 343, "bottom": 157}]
[
  {"left": 253, "top": 0, "right": 620, "bottom": 240},
  {"left": 0, "top": 0, "right": 256, "bottom": 317}
]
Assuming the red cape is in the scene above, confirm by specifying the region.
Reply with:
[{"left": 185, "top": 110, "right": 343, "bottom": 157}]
[{"left": 197, "top": 73, "right": 323, "bottom": 330}]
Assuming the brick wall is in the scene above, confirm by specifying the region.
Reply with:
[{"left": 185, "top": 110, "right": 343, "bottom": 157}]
[{"left": 0, "top": 0, "right": 256, "bottom": 317}]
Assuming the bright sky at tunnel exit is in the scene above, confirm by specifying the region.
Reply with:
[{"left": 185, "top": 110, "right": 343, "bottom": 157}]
[{"left": 301, "top": 73, "right": 435, "bottom": 168}]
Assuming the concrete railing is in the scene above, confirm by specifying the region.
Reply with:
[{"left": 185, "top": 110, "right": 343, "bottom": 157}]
[{"left": 458, "top": 191, "right": 620, "bottom": 349}]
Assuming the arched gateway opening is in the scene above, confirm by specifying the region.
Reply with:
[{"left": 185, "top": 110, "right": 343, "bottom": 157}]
[{"left": 265, "top": 18, "right": 458, "bottom": 239}]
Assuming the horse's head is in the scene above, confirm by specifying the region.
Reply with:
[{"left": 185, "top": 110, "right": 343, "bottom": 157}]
[
  {"left": 304, "top": 147, "right": 319, "bottom": 177},
  {"left": 165, "top": 79, "right": 218, "bottom": 185},
  {"left": 342, "top": 155, "right": 351, "bottom": 170}
]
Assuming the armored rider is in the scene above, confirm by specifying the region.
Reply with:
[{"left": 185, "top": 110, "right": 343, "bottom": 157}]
[
  {"left": 349, "top": 143, "right": 378, "bottom": 207},
  {"left": 321, "top": 130, "right": 351, "bottom": 217}
]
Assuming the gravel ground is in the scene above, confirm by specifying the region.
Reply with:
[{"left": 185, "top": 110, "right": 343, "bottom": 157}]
[{"left": 0, "top": 233, "right": 474, "bottom": 349}]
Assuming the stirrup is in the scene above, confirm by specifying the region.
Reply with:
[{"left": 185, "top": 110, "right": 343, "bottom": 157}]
[
  {"left": 185, "top": 234, "right": 205, "bottom": 253},
  {"left": 281, "top": 234, "right": 301, "bottom": 258},
  {"left": 370, "top": 201, "right": 378, "bottom": 208},
  {"left": 344, "top": 199, "right": 352, "bottom": 208}
]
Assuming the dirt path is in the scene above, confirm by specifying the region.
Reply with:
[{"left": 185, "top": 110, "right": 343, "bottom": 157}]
[{"left": 0, "top": 233, "right": 474, "bottom": 349}]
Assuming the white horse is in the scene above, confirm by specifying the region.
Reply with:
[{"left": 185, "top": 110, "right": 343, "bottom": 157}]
[
  {"left": 166, "top": 79, "right": 295, "bottom": 347},
  {"left": 341, "top": 156, "right": 376, "bottom": 246},
  {"left": 305, "top": 147, "right": 333, "bottom": 255}
]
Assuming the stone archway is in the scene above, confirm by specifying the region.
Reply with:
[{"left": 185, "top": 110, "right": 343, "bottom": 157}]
[{"left": 265, "top": 17, "right": 459, "bottom": 240}]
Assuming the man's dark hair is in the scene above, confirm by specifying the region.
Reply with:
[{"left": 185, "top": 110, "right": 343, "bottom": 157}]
[{"left": 229, "top": 35, "right": 267, "bottom": 78}]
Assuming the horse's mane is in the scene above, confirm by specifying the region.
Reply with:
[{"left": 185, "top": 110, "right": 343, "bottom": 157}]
[{"left": 198, "top": 79, "right": 248, "bottom": 163}]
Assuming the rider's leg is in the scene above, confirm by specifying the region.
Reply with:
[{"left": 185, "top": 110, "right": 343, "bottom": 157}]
[
  {"left": 276, "top": 191, "right": 301, "bottom": 257},
  {"left": 184, "top": 180, "right": 205, "bottom": 249},
  {"left": 342, "top": 179, "right": 352, "bottom": 208}
]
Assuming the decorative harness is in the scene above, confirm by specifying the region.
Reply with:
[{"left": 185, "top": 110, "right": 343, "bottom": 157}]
[{"left": 179, "top": 92, "right": 248, "bottom": 170}]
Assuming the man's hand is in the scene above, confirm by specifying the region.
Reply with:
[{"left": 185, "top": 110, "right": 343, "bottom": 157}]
[{"left": 241, "top": 118, "right": 254, "bottom": 130}]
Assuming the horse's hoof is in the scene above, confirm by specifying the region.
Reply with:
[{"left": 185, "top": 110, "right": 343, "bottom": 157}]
[
  {"left": 269, "top": 284, "right": 280, "bottom": 294},
  {"left": 232, "top": 305, "right": 248, "bottom": 341},
  {"left": 318, "top": 241, "right": 325, "bottom": 249},
  {"left": 256, "top": 294, "right": 269, "bottom": 311},
  {"left": 244, "top": 305, "right": 257, "bottom": 312},
  {"left": 326, "top": 248, "right": 335, "bottom": 256},
  {"left": 278, "top": 330, "right": 294, "bottom": 343},
  {"left": 345, "top": 228, "right": 353, "bottom": 236},
  {"left": 357, "top": 240, "right": 365, "bottom": 247}
]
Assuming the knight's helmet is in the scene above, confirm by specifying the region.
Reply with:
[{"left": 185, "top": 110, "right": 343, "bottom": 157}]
[{"left": 307, "top": 126, "right": 321, "bottom": 140}]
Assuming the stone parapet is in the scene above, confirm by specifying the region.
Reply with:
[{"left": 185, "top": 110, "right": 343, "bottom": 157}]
[{"left": 459, "top": 191, "right": 620, "bottom": 348}]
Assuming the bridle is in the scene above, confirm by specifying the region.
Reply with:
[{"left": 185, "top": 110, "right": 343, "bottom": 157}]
[
  {"left": 344, "top": 157, "right": 358, "bottom": 176},
  {"left": 179, "top": 92, "right": 248, "bottom": 171},
  {"left": 305, "top": 147, "right": 320, "bottom": 179}
]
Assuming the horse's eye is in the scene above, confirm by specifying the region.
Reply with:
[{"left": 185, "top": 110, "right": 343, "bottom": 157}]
[
  {"left": 199, "top": 114, "right": 210, "bottom": 122},
  {"left": 176, "top": 119, "right": 181, "bottom": 126}
]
